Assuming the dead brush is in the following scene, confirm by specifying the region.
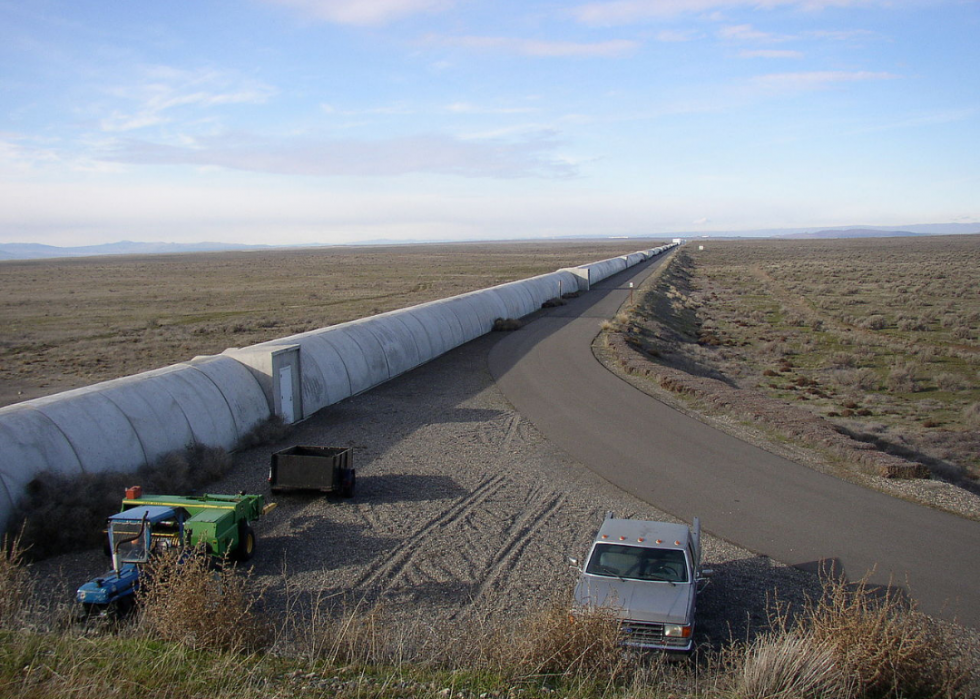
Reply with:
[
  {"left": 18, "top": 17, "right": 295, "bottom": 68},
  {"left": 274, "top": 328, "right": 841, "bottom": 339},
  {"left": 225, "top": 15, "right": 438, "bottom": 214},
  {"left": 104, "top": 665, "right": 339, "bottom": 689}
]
[
  {"left": 808, "top": 577, "right": 969, "bottom": 698},
  {"left": 488, "top": 595, "right": 628, "bottom": 682},
  {"left": 137, "top": 546, "right": 270, "bottom": 653},
  {"left": 731, "top": 630, "right": 852, "bottom": 699},
  {"left": 237, "top": 414, "right": 293, "bottom": 450},
  {"left": 0, "top": 530, "right": 31, "bottom": 629},
  {"left": 12, "top": 444, "right": 231, "bottom": 560}
]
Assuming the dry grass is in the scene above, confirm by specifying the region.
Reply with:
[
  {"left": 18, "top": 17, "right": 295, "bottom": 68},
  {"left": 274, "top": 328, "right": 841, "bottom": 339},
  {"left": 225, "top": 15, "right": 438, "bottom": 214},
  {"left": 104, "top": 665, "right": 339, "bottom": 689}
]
[
  {"left": 732, "top": 631, "right": 850, "bottom": 699},
  {"left": 0, "top": 540, "right": 976, "bottom": 699},
  {"left": 0, "top": 531, "right": 31, "bottom": 629},
  {"left": 497, "top": 596, "right": 627, "bottom": 680},
  {"left": 137, "top": 546, "right": 271, "bottom": 653},
  {"left": 803, "top": 578, "right": 969, "bottom": 698},
  {"left": 728, "top": 575, "right": 970, "bottom": 699}
]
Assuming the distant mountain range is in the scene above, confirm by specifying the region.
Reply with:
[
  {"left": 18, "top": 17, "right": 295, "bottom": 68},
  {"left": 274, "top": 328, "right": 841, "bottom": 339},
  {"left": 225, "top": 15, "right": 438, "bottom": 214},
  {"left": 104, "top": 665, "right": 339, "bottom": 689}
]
[
  {"left": 0, "top": 240, "right": 273, "bottom": 261},
  {"left": 782, "top": 228, "right": 923, "bottom": 239},
  {"left": 1, "top": 223, "right": 977, "bottom": 261}
]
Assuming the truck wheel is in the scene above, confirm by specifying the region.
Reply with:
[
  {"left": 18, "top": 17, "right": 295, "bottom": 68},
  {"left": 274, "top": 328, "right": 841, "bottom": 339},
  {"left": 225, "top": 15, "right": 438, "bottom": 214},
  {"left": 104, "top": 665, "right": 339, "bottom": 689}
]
[
  {"left": 232, "top": 524, "right": 256, "bottom": 562},
  {"left": 340, "top": 469, "right": 355, "bottom": 498}
]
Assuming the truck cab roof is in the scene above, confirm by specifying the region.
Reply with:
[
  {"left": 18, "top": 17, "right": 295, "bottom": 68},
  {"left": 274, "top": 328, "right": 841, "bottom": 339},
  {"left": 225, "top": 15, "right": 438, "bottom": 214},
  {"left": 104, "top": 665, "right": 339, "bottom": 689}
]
[{"left": 591, "top": 517, "right": 694, "bottom": 551}]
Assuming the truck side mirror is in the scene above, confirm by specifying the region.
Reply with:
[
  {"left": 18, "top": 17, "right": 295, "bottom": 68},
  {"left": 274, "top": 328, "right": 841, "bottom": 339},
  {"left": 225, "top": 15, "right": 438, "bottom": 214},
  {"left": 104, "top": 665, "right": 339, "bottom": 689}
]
[{"left": 568, "top": 557, "right": 581, "bottom": 571}]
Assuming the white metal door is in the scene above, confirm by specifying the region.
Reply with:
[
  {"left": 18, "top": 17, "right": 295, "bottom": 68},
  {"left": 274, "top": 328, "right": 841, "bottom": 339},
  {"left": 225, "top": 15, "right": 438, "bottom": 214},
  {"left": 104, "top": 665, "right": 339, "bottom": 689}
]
[{"left": 278, "top": 365, "right": 295, "bottom": 424}]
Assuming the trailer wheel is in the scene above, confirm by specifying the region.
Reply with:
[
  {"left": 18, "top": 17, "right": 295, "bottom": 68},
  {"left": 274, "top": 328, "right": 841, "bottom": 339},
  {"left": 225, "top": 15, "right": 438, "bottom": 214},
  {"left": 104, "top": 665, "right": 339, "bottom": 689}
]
[
  {"left": 233, "top": 524, "right": 256, "bottom": 562},
  {"left": 340, "top": 469, "right": 355, "bottom": 498}
]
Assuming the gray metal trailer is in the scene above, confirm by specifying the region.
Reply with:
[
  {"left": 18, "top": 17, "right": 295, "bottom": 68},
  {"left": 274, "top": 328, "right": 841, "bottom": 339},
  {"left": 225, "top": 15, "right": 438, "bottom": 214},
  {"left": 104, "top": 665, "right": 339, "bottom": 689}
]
[{"left": 269, "top": 445, "right": 355, "bottom": 497}]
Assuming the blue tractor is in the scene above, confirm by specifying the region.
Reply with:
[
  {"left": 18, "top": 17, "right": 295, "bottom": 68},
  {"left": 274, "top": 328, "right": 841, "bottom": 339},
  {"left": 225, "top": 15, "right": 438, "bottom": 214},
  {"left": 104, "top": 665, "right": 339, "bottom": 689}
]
[{"left": 76, "top": 504, "right": 187, "bottom": 617}]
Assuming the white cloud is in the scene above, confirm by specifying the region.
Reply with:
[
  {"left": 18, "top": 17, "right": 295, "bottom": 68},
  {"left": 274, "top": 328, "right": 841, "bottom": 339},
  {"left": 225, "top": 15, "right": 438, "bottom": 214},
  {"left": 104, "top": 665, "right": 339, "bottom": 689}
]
[
  {"left": 740, "top": 49, "right": 805, "bottom": 58},
  {"left": 806, "top": 28, "right": 877, "bottom": 41},
  {"left": 102, "top": 130, "right": 578, "bottom": 179},
  {"left": 719, "top": 23, "right": 794, "bottom": 42},
  {"left": 444, "top": 102, "right": 537, "bottom": 115},
  {"left": 572, "top": 0, "right": 885, "bottom": 26},
  {"left": 655, "top": 29, "right": 702, "bottom": 42},
  {"left": 261, "top": 0, "right": 454, "bottom": 25},
  {"left": 98, "top": 67, "right": 275, "bottom": 133},
  {"left": 749, "top": 70, "right": 898, "bottom": 93},
  {"left": 425, "top": 35, "right": 639, "bottom": 58}
]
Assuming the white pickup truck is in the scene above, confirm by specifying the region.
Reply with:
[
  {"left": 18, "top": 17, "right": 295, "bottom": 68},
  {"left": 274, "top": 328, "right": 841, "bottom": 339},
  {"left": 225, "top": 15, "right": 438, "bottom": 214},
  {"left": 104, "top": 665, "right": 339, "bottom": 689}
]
[{"left": 571, "top": 513, "right": 711, "bottom": 653}]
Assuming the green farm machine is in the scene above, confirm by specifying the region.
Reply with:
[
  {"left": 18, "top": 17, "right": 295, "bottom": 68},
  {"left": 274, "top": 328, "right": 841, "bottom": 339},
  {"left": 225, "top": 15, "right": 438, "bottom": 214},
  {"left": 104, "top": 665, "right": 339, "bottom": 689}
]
[{"left": 76, "top": 487, "right": 276, "bottom": 615}]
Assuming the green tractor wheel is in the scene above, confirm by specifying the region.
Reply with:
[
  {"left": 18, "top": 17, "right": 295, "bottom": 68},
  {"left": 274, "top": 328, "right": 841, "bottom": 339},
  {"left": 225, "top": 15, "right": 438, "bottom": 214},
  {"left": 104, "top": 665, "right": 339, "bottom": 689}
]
[{"left": 232, "top": 523, "right": 256, "bottom": 562}]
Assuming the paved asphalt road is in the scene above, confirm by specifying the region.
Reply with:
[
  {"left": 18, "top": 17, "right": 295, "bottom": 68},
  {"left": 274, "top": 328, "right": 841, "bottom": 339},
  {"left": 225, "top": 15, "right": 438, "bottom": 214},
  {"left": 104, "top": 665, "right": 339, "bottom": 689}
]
[{"left": 488, "top": 254, "right": 980, "bottom": 628}]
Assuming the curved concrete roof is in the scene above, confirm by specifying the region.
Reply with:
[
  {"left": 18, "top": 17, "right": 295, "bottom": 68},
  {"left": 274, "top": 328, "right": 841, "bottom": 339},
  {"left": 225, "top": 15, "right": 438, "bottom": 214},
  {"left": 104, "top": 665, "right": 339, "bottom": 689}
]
[{"left": 0, "top": 355, "right": 268, "bottom": 530}]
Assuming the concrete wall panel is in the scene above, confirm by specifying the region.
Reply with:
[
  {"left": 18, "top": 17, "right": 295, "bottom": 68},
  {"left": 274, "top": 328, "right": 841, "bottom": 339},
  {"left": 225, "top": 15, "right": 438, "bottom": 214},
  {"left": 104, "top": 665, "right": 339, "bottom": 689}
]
[
  {"left": 401, "top": 303, "right": 463, "bottom": 356},
  {"left": 98, "top": 373, "right": 195, "bottom": 465},
  {"left": 310, "top": 329, "right": 378, "bottom": 398},
  {"left": 382, "top": 311, "right": 435, "bottom": 365},
  {"left": 156, "top": 365, "right": 241, "bottom": 451},
  {"left": 439, "top": 295, "right": 494, "bottom": 341},
  {"left": 331, "top": 323, "right": 392, "bottom": 388},
  {"left": 356, "top": 315, "right": 423, "bottom": 379},
  {"left": 187, "top": 356, "right": 269, "bottom": 439},
  {"left": 487, "top": 285, "right": 534, "bottom": 318},
  {"left": 28, "top": 388, "right": 145, "bottom": 475},
  {"left": 298, "top": 334, "right": 352, "bottom": 412},
  {"left": 579, "top": 257, "right": 628, "bottom": 285},
  {"left": 0, "top": 407, "right": 83, "bottom": 530}
]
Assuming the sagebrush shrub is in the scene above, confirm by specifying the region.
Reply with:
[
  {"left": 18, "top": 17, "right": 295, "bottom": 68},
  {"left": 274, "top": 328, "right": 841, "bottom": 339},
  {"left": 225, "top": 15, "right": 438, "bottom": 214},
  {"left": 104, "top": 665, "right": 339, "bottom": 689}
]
[
  {"left": 886, "top": 362, "right": 918, "bottom": 393},
  {"left": 805, "top": 578, "right": 969, "bottom": 699}
]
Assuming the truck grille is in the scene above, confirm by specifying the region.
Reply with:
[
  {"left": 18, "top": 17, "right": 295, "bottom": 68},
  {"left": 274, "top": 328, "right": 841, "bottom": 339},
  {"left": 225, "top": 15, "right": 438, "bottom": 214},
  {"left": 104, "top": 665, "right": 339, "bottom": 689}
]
[
  {"left": 620, "top": 621, "right": 690, "bottom": 650},
  {"left": 621, "top": 620, "right": 663, "bottom": 645}
]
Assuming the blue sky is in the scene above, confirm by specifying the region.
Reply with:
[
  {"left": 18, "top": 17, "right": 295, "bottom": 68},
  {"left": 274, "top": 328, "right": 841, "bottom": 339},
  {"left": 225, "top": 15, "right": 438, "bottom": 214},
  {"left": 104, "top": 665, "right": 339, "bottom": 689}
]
[{"left": 1, "top": 0, "right": 977, "bottom": 246}]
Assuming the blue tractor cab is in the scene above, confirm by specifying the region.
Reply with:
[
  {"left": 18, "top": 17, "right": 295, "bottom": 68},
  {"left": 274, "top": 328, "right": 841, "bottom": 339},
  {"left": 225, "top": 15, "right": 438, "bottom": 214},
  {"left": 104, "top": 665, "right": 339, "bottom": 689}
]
[{"left": 76, "top": 505, "right": 187, "bottom": 612}]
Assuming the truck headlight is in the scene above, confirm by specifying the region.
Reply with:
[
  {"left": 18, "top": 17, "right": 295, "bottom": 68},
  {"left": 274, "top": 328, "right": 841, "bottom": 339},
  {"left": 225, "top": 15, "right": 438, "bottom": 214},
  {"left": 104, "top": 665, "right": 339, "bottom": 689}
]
[{"left": 664, "top": 624, "right": 692, "bottom": 638}]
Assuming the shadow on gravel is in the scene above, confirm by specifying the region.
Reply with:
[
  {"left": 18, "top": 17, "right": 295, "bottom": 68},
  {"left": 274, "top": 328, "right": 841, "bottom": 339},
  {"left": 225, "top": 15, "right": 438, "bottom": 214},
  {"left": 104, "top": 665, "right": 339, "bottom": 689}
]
[
  {"left": 355, "top": 474, "right": 469, "bottom": 503},
  {"left": 260, "top": 517, "right": 401, "bottom": 574},
  {"left": 694, "top": 555, "right": 824, "bottom": 649}
]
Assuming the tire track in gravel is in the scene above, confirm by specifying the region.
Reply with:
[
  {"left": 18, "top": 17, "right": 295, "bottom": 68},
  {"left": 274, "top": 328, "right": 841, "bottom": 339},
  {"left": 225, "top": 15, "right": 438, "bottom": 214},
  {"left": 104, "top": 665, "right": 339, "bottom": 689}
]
[
  {"left": 350, "top": 472, "right": 510, "bottom": 591},
  {"left": 466, "top": 486, "right": 567, "bottom": 608}
]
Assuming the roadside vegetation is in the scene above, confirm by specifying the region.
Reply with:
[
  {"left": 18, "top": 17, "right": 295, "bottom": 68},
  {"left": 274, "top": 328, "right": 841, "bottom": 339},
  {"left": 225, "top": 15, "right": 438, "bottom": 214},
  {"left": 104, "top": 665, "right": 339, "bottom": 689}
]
[
  {"left": 1, "top": 531, "right": 971, "bottom": 698},
  {"left": 601, "top": 236, "right": 980, "bottom": 492}
]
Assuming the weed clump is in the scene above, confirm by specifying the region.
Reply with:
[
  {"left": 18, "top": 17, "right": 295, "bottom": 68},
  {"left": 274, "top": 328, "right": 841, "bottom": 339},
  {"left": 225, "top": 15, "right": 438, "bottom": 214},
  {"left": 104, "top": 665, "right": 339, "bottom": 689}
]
[
  {"left": 237, "top": 414, "right": 293, "bottom": 450},
  {"left": 492, "top": 317, "right": 524, "bottom": 331},
  {"left": 0, "top": 531, "right": 31, "bottom": 629},
  {"left": 502, "top": 598, "right": 626, "bottom": 680},
  {"left": 12, "top": 444, "right": 232, "bottom": 560},
  {"left": 137, "top": 547, "right": 270, "bottom": 653},
  {"left": 731, "top": 576, "right": 970, "bottom": 699}
]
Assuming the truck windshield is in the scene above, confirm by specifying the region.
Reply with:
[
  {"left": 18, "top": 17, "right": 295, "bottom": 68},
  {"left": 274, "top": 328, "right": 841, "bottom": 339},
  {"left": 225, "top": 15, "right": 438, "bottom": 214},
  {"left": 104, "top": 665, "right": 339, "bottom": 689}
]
[
  {"left": 586, "top": 544, "right": 689, "bottom": 583},
  {"left": 110, "top": 521, "right": 150, "bottom": 564}
]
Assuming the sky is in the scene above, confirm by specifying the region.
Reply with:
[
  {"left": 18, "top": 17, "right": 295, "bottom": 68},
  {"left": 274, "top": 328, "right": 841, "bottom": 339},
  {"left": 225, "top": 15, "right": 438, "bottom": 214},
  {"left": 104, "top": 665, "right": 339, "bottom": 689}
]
[{"left": 1, "top": 0, "right": 978, "bottom": 246}]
